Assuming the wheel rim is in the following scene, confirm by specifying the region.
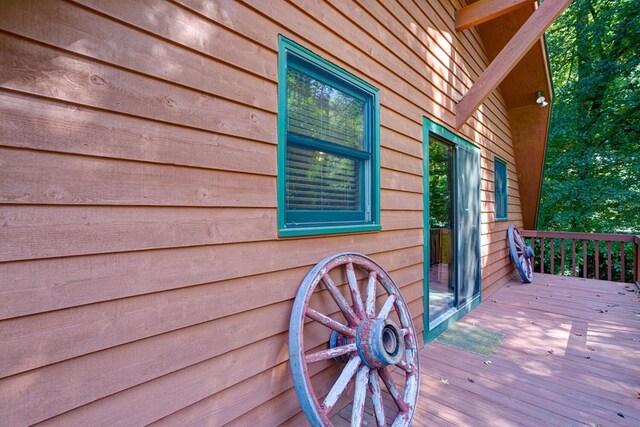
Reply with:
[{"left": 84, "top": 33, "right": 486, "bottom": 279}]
[
  {"left": 508, "top": 225, "right": 534, "bottom": 283},
  {"left": 289, "top": 252, "right": 420, "bottom": 427}
]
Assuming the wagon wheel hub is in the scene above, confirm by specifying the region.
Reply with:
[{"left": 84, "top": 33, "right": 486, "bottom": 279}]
[
  {"left": 356, "top": 318, "right": 405, "bottom": 368},
  {"left": 525, "top": 245, "right": 535, "bottom": 259}
]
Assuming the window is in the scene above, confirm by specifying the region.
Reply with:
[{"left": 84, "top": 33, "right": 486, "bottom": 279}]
[
  {"left": 494, "top": 157, "right": 508, "bottom": 220},
  {"left": 278, "top": 36, "right": 380, "bottom": 237}
]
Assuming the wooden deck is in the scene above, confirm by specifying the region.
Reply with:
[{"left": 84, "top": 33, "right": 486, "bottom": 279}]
[
  {"left": 312, "top": 273, "right": 640, "bottom": 427},
  {"left": 411, "top": 273, "right": 640, "bottom": 426}
]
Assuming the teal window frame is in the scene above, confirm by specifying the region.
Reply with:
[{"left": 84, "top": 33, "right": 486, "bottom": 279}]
[
  {"left": 494, "top": 157, "right": 508, "bottom": 221},
  {"left": 277, "top": 36, "right": 381, "bottom": 237}
]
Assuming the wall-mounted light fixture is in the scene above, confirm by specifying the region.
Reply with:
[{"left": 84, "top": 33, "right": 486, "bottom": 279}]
[{"left": 535, "top": 91, "right": 549, "bottom": 107}]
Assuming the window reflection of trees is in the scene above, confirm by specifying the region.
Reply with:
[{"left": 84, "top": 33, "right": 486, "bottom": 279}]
[
  {"left": 285, "top": 68, "right": 366, "bottom": 211},
  {"left": 287, "top": 69, "right": 364, "bottom": 150},
  {"left": 429, "top": 139, "right": 453, "bottom": 229}
]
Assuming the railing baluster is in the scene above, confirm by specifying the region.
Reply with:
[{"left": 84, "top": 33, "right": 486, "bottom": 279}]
[
  {"left": 560, "top": 239, "right": 565, "bottom": 276},
  {"left": 607, "top": 242, "right": 612, "bottom": 281},
  {"left": 595, "top": 240, "right": 600, "bottom": 280},
  {"left": 620, "top": 242, "right": 625, "bottom": 283},
  {"left": 540, "top": 238, "right": 545, "bottom": 274},
  {"left": 571, "top": 240, "right": 576, "bottom": 276},
  {"left": 582, "top": 240, "right": 587, "bottom": 278},
  {"left": 550, "top": 239, "right": 555, "bottom": 275}
]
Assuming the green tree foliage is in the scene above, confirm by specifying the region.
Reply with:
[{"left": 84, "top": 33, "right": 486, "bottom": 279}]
[
  {"left": 540, "top": 0, "right": 640, "bottom": 234},
  {"left": 429, "top": 138, "right": 453, "bottom": 228}
]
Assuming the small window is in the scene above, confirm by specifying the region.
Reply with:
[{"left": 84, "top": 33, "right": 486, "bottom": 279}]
[
  {"left": 494, "top": 157, "right": 508, "bottom": 220},
  {"left": 278, "top": 36, "right": 380, "bottom": 237}
]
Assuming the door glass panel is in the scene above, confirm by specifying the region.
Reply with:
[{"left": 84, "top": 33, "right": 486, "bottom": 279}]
[
  {"left": 428, "top": 138, "right": 455, "bottom": 322},
  {"left": 457, "top": 147, "right": 481, "bottom": 305}
]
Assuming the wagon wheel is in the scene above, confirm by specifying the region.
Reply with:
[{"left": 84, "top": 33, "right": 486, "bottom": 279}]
[
  {"left": 289, "top": 252, "right": 420, "bottom": 427},
  {"left": 508, "top": 225, "right": 534, "bottom": 283}
]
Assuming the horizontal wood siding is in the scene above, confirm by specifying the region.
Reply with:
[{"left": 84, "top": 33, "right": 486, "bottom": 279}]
[{"left": 0, "top": 0, "right": 522, "bottom": 424}]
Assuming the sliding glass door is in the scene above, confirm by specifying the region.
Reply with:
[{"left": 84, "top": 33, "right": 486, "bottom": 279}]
[{"left": 423, "top": 118, "right": 481, "bottom": 341}]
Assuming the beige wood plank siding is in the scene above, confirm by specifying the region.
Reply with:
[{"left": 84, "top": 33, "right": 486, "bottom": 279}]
[{"left": 0, "top": 0, "right": 523, "bottom": 424}]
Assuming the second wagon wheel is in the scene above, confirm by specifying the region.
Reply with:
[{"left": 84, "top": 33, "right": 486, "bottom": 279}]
[
  {"left": 289, "top": 252, "right": 420, "bottom": 427},
  {"left": 508, "top": 224, "right": 535, "bottom": 283}
]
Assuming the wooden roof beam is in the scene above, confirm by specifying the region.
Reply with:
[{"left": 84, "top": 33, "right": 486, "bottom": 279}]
[
  {"left": 455, "top": 0, "right": 536, "bottom": 32},
  {"left": 455, "top": 0, "right": 572, "bottom": 130}
]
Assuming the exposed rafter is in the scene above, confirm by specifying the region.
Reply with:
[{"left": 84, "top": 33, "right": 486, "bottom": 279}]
[
  {"left": 456, "top": 0, "right": 536, "bottom": 31},
  {"left": 455, "top": 0, "right": 572, "bottom": 130}
]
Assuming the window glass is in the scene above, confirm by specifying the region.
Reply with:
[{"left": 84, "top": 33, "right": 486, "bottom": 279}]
[
  {"left": 286, "top": 146, "right": 360, "bottom": 211},
  {"left": 494, "top": 158, "right": 508, "bottom": 220},
  {"left": 287, "top": 68, "right": 365, "bottom": 150}
]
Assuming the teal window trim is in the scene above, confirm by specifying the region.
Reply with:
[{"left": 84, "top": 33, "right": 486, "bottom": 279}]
[
  {"left": 494, "top": 156, "right": 508, "bottom": 221},
  {"left": 279, "top": 224, "right": 382, "bottom": 238},
  {"left": 422, "top": 116, "right": 480, "bottom": 340},
  {"left": 422, "top": 117, "right": 480, "bottom": 153},
  {"left": 277, "top": 35, "right": 381, "bottom": 237}
]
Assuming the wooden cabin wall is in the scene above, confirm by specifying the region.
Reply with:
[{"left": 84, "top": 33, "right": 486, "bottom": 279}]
[{"left": 0, "top": 0, "right": 521, "bottom": 425}]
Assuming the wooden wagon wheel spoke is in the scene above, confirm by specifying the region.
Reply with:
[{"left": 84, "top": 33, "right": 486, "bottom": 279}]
[
  {"left": 305, "top": 343, "right": 357, "bottom": 364},
  {"left": 365, "top": 271, "right": 378, "bottom": 318},
  {"left": 368, "top": 368, "right": 386, "bottom": 427},
  {"left": 345, "top": 262, "right": 365, "bottom": 319},
  {"left": 513, "top": 236, "right": 523, "bottom": 250},
  {"left": 509, "top": 225, "right": 534, "bottom": 283},
  {"left": 378, "top": 367, "right": 409, "bottom": 413},
  {"left": 515, "top": 233, "right": 527, "bottom": 252},
  {"left": 397, "top": 360, "right": 415, "bottom": 373},
  {"left": 306, "top": 308, "right": 355, "bottom": 337},
  {"left": 321, "top": 274, "right": 359, "bottom": 325},
  {"left": 376, "top": 294, "right": 397, "bottom": 319},
  {"left": 525, "top": 259, "right": 533, "bottom": 276},
  {"left": 351, "top": 365, "right": 370, "bottom": 426},
  {"left": 289, "top": 253, "right": 419, "bottom": 427},
  {"left": 322, "top": 357, "right": 361, "bottom": 414}
]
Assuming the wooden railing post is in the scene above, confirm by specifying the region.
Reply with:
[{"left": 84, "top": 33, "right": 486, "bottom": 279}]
[
  {"left": 550, "top": 239, "right": 555, "bottom": 275},
  {"left": 635, "top": 237, "right": 639, "bottom": 285},
  {"left": 571, "top": 240, "right": 576, "bottom": 277},
  {"left": 540, "top": 238, "right": 545, "bottom": 274},
  {"left": 607, "top": 242, "right": 612, "bottom": 281},
  {"left": 595, "top": 240, "right": 600, "bottom": 280},
  {"left": 560, "top": 239, "right": 565, "bottom": 276},
  {"left": 582, "top": 240, "right": 587, "bottom": 278},
  {"left": 620, "top": 242, "right": 625, "bottom": 283}
]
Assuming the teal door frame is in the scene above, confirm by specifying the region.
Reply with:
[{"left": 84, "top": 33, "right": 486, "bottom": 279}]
[{"left": 422, "top": 117, "right": 482, "bottom": 343}]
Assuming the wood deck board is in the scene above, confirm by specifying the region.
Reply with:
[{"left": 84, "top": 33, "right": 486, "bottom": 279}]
[{"left": 415, "top": 274, "right": 640, "bottom": 426}]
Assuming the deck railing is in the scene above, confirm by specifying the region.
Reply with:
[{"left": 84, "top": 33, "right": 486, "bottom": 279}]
[{"left": 521, "top": 230, "right": 640, "bottom": 285}]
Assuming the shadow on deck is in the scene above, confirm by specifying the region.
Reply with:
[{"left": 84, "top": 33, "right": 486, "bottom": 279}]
[{"left": 411, "top": 273, "right": 640, "bottom": 426}]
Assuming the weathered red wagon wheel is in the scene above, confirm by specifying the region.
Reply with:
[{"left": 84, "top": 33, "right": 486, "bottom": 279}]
[
  {"left": 289, "top": 252, "right": 420, "bottom": 427},
  {"left": 508, "top": 225, "right": 535, "bottom": 283}
]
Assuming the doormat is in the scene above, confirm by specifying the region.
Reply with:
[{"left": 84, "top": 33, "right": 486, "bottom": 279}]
[{"left": 435, "top": 322, "right": 504, "bottom": 357}]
